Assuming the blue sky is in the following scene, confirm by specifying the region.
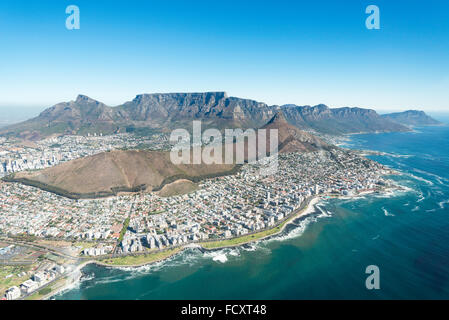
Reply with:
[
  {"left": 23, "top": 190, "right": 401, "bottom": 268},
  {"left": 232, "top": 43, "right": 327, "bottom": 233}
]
[{"left": 0, "top": 0, "right": 448, "bottom": 114}]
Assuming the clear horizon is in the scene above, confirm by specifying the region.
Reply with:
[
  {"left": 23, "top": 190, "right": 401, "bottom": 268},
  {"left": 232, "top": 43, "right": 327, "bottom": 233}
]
[{"left": 0, "top": 0, "right": 448, "bottom": 112}]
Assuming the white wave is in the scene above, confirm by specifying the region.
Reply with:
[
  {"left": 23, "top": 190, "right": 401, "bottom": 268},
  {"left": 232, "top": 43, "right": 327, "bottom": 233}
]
[
  {"left": 228, "top": 248, "right": 240, "bottom": 257},
  {"left": 267, "top": 215, "right": 315, "bottom": 243},
  {"left": 241, "top": 244, "right": 258, "bottom": 252},
  {"left": 400, "top": 185, "right": 415, "bottom": 193},
  {"left": 438, "top": 199, "right": 449, "bottom": 209},
  {"left": 416, "top": 192, "right": 425, "bottom": 203},
  {"left": 374, "top": 191, "right": 397, "bottom": 199},
  {"left": 381, "top": 207, "right": 395, "bottom": 217},
  {"left": 407, "top": 173, "right": 434, "bottom": 186},
  {"left": 213, "top": 254, "right": 228, "bottom": 263},
  {"left": 315, "top": 204, "right": 331, "bottom": 218},
  {"left": 373, "top": 186, "right": 412, "bottom": 199},
  {"left": 80, "top": 273, "right": 95, "bottom": 282},
  {"left": 89, "top": 274, "right": 138, "bottom": 285},
  {"left": 203, "top": 247, "right": 243, "bottom": 264},
  {"left": 384, "top": 152, "right": 414, "bottom": 159},
  {"left": 394, "top": 154, "right": 414, "bottom": 158},
  {"left": 413, "top": 168, "right": 449, "bottom": 185},
  {"left": 372, "top": 235, "right": 380, "bottom": 240},
  {"left": 338, "top": 196, "right": 364, "bottom": 201},
  {"left": 115, "top": 248, "right": 202, "bottom": 274},
  {"left": 204, "top": 251, "right": 228, "bottom": 263},
  {"left": 261, "top": 199, "right": 326, "bottom": 243},
  {"left": 411, "top": 206, "right": 420, "bottom": 212}
]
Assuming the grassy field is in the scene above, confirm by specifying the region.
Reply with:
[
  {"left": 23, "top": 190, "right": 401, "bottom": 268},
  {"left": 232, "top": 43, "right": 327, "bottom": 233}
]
[
  {"left": 118, "top": 218, "right": 130, "bottom": 242},
  {"left": 24, "top": 276, "right": 70, "bottom": 300},
  {"left": 24, "top": 287, "right": 53, "bottom": 300},
  {"left": 200, "top": 224, "right": 285, "bottom": 249},
  {"left": 0, "top": 265, "right": 31, "bottom": 296},
  {"left": 25, "top": 287, "right": 53, "bottom": 300},
  {"left": 99, "top": 247, "right": 183, "bottom": 266},
  {"left": 72, "top": 241, "right": 97, "bottom": 254}
]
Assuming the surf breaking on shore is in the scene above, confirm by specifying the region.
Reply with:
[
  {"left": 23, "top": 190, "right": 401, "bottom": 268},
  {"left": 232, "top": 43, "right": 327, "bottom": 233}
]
[
  {"left": 49, "top": 167, "right": 415, "bottom": 300},
  {"left": 48, "top": 183, "right": 410, "bottom": 300}
]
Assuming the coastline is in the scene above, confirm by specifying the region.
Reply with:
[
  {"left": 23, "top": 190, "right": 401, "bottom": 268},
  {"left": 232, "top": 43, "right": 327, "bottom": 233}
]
[
  {"left": 26, "top": 124, "right": 446, "bottom": 300},
  {"left": 46, "top": 195, "right": 323, "bottom": 299},
  {"left": 199, "top": 196, "right": 321, "bottom": 250},
  {"left": 46, "top": 182, "right": 406, "bottom": 299}
]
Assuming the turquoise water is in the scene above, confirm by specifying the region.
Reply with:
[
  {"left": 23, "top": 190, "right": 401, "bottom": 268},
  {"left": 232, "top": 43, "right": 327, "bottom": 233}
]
[{"left": 56, "top": 125, "right": 449, "bottom": 300}]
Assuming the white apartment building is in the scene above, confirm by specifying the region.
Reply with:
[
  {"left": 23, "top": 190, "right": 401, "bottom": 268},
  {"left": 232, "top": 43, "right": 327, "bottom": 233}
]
[{"left": 5, "top": 286, "right": 21, "bottom": 300}]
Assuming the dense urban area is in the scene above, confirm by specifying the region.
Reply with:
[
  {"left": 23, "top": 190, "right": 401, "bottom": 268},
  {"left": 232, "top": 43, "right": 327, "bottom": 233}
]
[{"left": 0, "top": 132, "right": 395, "bottom": 299}]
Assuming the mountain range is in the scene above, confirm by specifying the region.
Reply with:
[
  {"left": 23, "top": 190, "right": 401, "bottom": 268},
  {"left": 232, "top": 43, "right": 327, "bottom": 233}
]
[{"left": 1, "top": 92, "right": 434, "bottom": 140}]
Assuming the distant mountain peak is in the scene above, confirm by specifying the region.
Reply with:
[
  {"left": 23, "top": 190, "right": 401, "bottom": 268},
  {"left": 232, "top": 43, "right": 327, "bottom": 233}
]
[
  {"left": 266, "top": 111, "right": 288, "bottom": 125},
  {"left": 382, "top": 110, "right": 442, "bottom": 127},
  {"left": 403, "top": 110, "right": 425, "bottom": 115},
  {"left": 75, "top": 94, "right": 99, "bottom": 103}
]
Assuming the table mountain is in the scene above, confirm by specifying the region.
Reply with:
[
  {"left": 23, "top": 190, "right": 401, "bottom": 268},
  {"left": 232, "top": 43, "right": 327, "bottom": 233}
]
[{"left": 0, "top": 92, "right": 410, "bottom": 140}]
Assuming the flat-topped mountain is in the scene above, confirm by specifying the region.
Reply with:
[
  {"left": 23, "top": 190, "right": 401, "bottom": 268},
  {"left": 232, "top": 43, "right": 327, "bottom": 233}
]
[
  {"left": 0, "top": 92, "right": 410, "bottom": 140},
  {"left": 381, "top": 110, "right": 442, "bottom": 127}
]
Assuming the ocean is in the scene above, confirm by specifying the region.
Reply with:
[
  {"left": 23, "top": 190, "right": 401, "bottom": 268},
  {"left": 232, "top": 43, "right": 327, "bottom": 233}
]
[{"left": 55, "top": 124, "right": 449, "bottom": 300}]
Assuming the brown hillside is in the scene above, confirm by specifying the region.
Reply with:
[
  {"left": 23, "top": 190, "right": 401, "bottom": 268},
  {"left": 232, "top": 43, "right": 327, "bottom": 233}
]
[
  {"left": 260, "top": 111, "right": 331, "bottom": 154},
  {"left": 9, "top": 149, "right": 236, "bottom": 199}
]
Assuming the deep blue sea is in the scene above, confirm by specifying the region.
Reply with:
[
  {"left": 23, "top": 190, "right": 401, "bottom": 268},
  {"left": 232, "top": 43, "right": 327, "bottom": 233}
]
[{"left": 56, "top": 124, "right": 449, "bottom": 300}]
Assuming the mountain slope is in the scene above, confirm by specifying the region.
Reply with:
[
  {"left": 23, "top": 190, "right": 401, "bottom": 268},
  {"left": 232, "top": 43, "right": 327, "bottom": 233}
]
[
  {"left": 261, "top": 111, "right": 331, "bottom": 153},
  {"left": 4, "top": 150, "right": 238, "bottom": 199},
  {"left": 382, "top": 110, "right": 442, "bottom": 127}
]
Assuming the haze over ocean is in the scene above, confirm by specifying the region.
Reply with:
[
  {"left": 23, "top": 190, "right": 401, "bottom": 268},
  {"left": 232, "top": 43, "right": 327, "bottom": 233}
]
[{"left": 55, "top": 123, "right": 449, "bottom": 299}]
